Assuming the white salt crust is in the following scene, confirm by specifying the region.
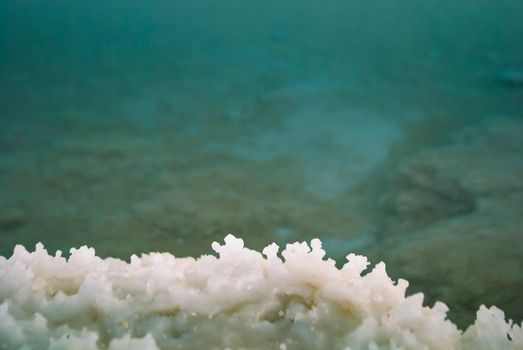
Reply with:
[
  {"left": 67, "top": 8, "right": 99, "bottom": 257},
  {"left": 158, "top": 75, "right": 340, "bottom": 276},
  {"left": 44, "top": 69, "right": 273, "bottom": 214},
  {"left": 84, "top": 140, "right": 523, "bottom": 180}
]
[{"left": 0, "top": 235, "right": 521, "bottom": 350}]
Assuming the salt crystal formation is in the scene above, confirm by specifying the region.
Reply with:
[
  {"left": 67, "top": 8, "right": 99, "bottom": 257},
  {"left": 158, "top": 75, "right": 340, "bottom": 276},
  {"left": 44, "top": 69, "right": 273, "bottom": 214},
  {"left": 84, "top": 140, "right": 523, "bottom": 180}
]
[{"left": 0, "top": 235, "right": 521, "bottom": 350}]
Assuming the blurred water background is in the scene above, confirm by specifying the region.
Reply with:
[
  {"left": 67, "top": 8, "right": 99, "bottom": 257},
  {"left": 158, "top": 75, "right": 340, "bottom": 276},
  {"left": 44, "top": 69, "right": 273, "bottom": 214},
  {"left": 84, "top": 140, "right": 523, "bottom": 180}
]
[{"left": 1, "top": 0, "right": 522, "bottom": 328}]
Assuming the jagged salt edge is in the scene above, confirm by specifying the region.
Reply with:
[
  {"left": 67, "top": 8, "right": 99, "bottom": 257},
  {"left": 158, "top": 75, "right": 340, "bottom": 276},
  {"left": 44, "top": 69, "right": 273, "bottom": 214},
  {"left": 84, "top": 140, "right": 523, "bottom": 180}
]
[{"left": 0, "top": 234, "right": 522, "bottom": 349}]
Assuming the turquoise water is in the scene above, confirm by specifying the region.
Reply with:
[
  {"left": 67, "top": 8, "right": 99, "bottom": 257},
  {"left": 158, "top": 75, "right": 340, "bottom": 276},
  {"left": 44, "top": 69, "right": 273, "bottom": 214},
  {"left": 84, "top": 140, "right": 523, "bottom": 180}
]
[{"left": 1, "top": 0, "right": 522, "bottom": 328}]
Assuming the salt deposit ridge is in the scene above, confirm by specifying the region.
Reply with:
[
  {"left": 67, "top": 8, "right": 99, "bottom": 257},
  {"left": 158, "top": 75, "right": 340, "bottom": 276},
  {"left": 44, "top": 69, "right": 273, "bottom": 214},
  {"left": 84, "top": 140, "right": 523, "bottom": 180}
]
[{"left": 0, "top": 235, "right": 521, "bottom": 350}]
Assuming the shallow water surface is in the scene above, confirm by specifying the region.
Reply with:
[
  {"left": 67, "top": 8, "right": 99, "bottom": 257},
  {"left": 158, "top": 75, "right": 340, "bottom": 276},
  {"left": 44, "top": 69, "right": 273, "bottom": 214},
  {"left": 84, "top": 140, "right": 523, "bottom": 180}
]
[{"left": 1, "top": 0, "right": 522, "bottom": 328}]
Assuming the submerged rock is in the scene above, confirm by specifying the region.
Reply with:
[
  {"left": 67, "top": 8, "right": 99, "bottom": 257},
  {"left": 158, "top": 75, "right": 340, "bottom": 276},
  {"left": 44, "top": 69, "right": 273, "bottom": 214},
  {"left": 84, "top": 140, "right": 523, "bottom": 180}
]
[
  {"left": 371, "top": 117, "right": 523, "bottom": 328},
  {"left": 379, "top": 117, "right": 523, "bottom": 232},
  {"left": 498, "top": 69, "right": 523, "bottom": 88},
  {"left": 0, "top": 210, "right": 25, "bottom": 231}
]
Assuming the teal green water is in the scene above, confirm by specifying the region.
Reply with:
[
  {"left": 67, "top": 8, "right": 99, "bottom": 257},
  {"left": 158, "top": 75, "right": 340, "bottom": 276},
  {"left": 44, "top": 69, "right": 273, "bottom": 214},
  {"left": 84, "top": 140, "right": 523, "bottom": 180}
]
[{"left": 1, "top": 0, "right": 522, "bottom": 328}]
